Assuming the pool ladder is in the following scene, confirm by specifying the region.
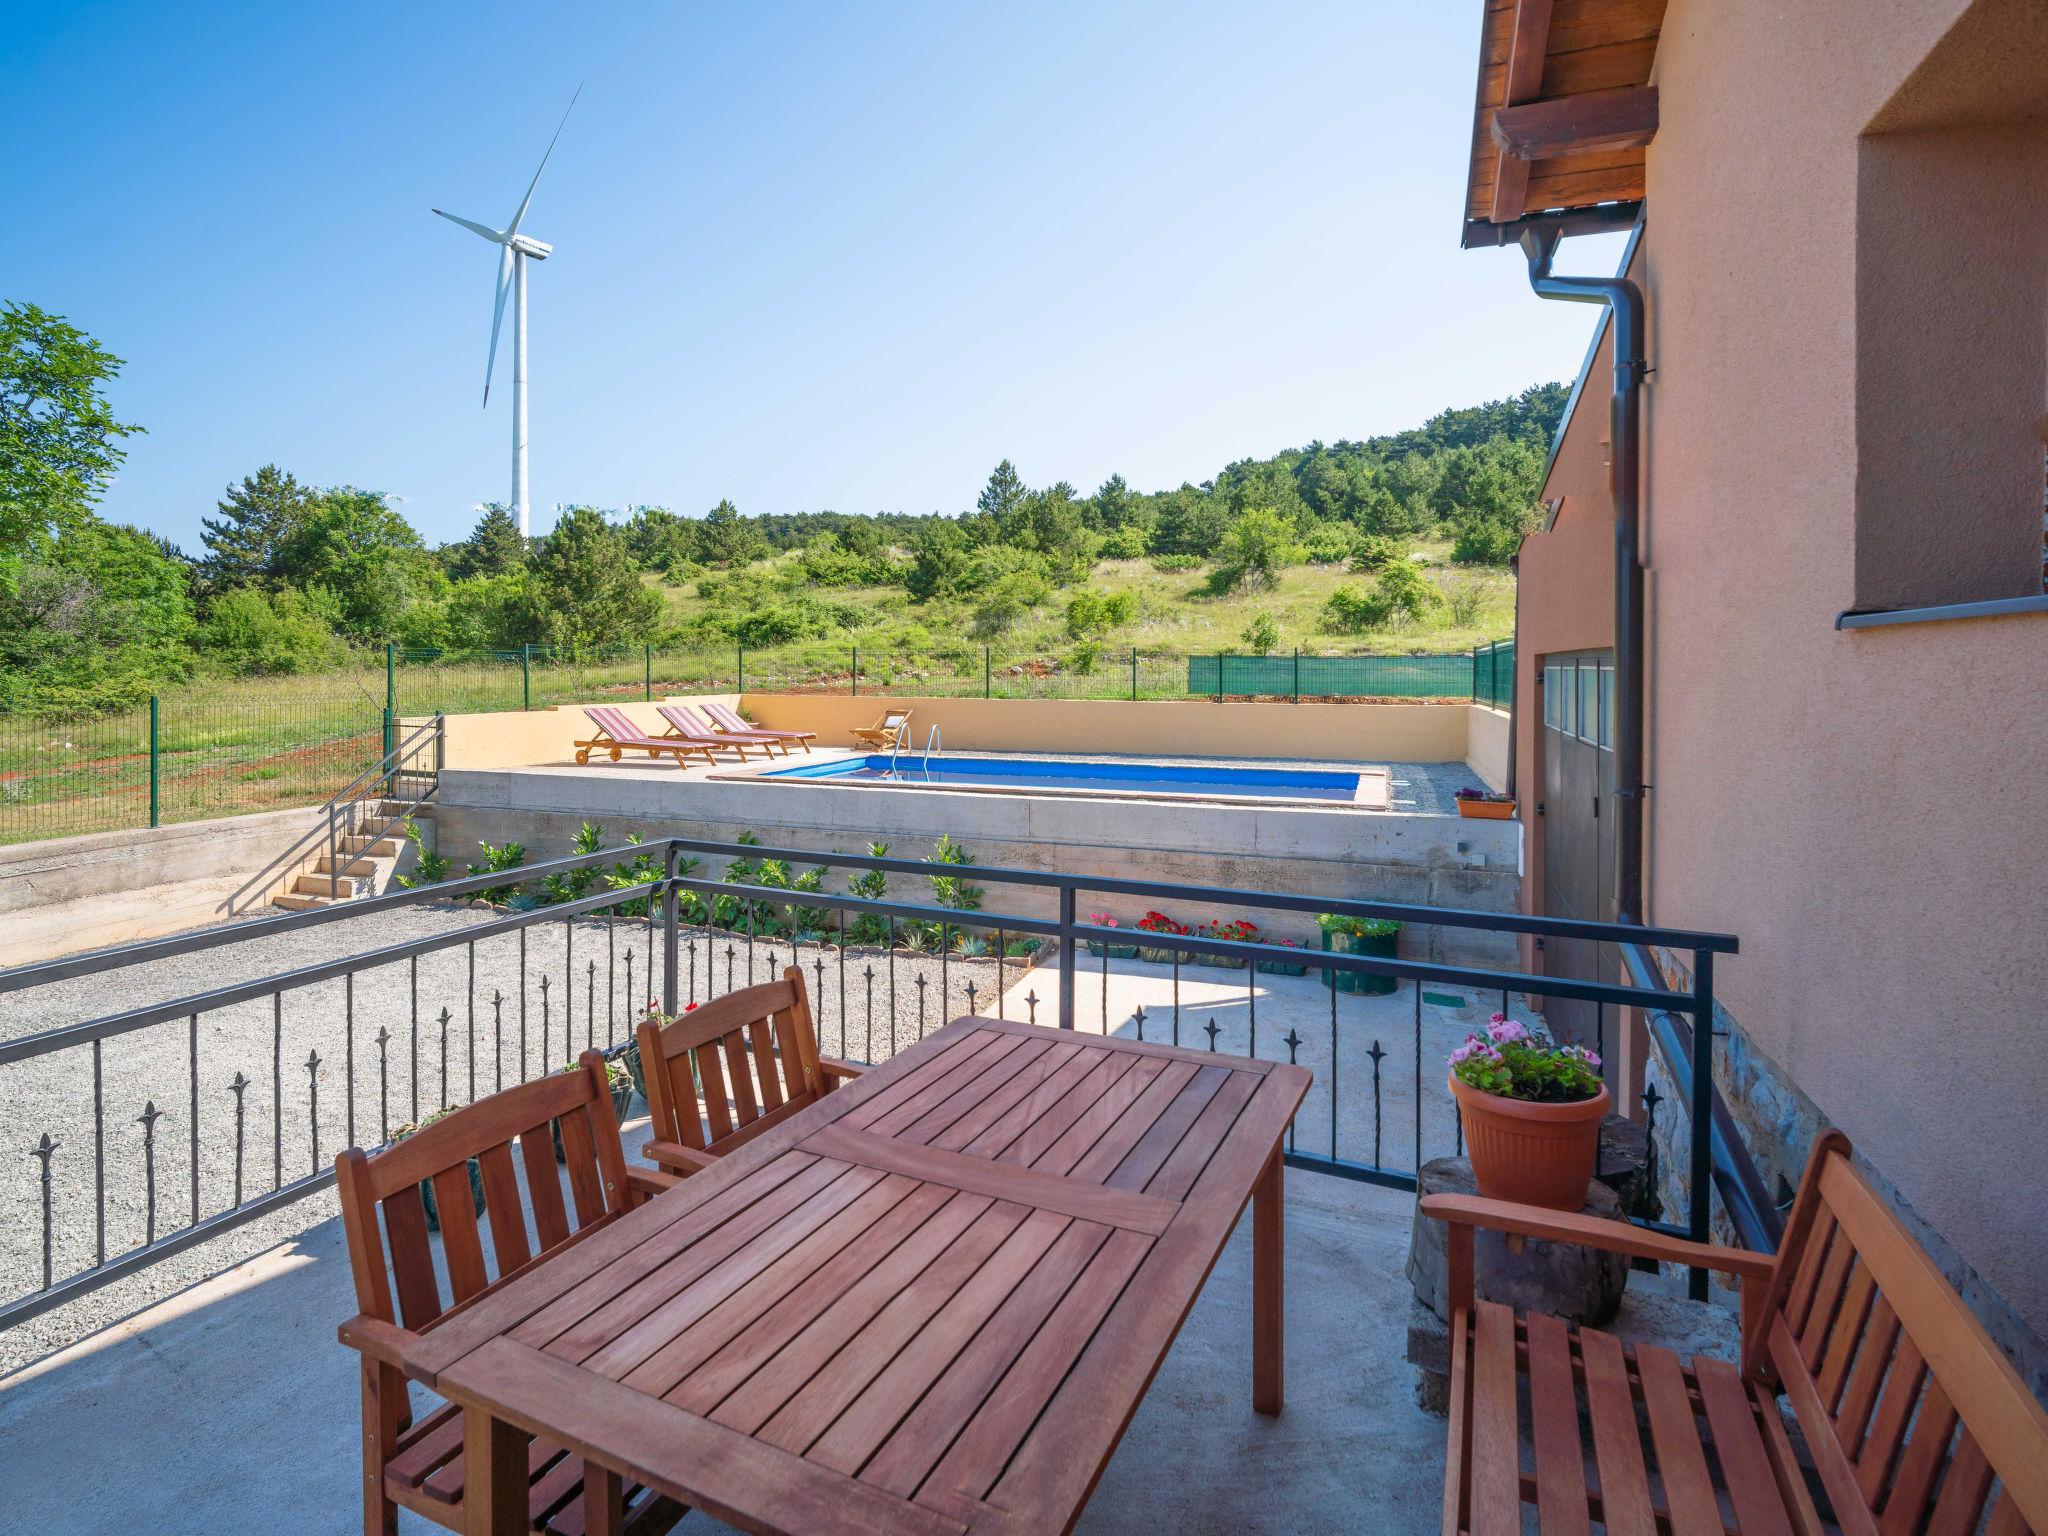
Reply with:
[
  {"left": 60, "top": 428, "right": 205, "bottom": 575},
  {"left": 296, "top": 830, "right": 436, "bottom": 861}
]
[{"left": 920, "top": 726, "right": 940, "bottom": 780}]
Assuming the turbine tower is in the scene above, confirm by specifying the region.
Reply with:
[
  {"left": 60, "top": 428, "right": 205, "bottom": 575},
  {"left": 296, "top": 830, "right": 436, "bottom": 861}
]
[{"left": 433, "top": 88, "right": 579, "bottom": 538}]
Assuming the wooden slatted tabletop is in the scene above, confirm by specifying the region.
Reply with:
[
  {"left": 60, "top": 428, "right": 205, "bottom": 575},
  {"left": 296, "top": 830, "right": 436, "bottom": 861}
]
[{"left": 406, "top": 1015, "right": 1312, "bottom": 1536}]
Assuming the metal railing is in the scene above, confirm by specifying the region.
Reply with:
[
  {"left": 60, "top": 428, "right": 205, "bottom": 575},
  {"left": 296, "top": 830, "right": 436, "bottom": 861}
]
[
  {"left": 0, "top": 836, "right": 1737, "bottom": 1330},
  {"left": 224, "top": 714, "right": 445, "bottom": 915}
]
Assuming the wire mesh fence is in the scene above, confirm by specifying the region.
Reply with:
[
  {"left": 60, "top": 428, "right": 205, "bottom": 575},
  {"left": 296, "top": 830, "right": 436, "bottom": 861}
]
[
  {"left": 2, "top": 637, "right": 1515, "bottom": 847},
  {"left": 1, "top": 683, "right": 381, "bottom": 847}
]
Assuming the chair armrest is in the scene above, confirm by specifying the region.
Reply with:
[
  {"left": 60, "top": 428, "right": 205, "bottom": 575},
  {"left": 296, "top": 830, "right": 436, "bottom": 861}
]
[
  {"left": 625, "top": 1166, "right": 682, "bottom": 1204},
  {"left": 1419, "top": 1193, "right": 1778, "bottom": 1282},
  {"left": 818, "top": 1057, "right": 867, "bottom": 1079},
  {"left": 643, "top": 1138, "right": 718, "bottom": 1176},
  {"left": 338, "top": 1313, "right": 417, "bottom": 1369}
]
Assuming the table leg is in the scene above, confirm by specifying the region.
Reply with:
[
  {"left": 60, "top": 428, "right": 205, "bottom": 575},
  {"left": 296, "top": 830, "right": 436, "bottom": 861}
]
[
  {"left": 1253, "top": 1144, "right": 1283, "bottom": 1415},
  {"left": 583, "top": 1465, "right": 625, "bottom": 1536},
  {"left": 463, "top": 1405, "right": 529, "bottom": 1536}
]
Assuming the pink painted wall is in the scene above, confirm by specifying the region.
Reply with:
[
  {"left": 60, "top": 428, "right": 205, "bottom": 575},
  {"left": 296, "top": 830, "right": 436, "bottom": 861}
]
[{"left": 1619, "top": 0, "right": 2048, "bottom": 1338}]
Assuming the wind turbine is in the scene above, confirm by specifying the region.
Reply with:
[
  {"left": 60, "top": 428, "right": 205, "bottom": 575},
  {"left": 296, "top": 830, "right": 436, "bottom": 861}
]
[{"left": 433, "top": 87, "right": 579, "bottom": 539}]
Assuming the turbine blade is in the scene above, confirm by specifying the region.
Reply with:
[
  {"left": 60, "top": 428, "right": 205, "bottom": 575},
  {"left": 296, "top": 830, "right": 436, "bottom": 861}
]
[
  {"left": 483, "top": 245, "right": 514, "bottom": 407},
  {"left": 505, "top": 83, "right": 581, "bottom": 238},
  {"left": 433, "top": 208, "right": 507, "bottom": 243}
]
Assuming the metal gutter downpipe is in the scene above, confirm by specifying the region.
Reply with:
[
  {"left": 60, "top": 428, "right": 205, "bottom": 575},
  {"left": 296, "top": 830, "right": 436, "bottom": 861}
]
[{"left": 1518, "top": 225, "right": 1647, "bottom": 923}]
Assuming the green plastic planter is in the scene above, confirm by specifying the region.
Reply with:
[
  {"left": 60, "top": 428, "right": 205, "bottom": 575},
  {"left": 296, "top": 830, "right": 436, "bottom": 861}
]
[
  {"left": 1087, "top": 940, "right": 1139, "bottom": 960},
  {"left": 1322, "top": 924, "right": 1399, "bottom": 995}
]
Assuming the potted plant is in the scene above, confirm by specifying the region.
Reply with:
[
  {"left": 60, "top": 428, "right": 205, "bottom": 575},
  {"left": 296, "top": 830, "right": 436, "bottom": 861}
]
[
  {"left": 1199, "top": 918, "right": 1258, "bottom": 968},
  {"left": 1319, "top": 913, "right": 1400, "bottom": 995},
  {"left": 1134, "top": 910, "right": 1191, "bottom": 965},
  {"left": 625, "top": 1001, "right": 697, "bottom": 1103},
  {"left": 552, "top": 1054, "right": 637, "bottom": 1163},
  {"left": 1447, "top": 1016, "right": 1610, "bottom": 1209},
  {"left": 1085, "top": 913, "right": 1138, "bottom": 960},
  {"left": 1253, "top": 935, "right": 1308, "bottom": 977},
  {"left": 1454, "top": 786, "right": 1516, "bottom": 820},
  {"left": 388, "top": 1110, "right": 484, "bottom": 1232}
]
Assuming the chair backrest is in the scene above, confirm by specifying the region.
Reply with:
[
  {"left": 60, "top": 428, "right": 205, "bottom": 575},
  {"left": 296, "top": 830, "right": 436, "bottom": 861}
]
[
  {"left": 335, "top": 1051, "right": 631, "bottom": 1332},
  {"left": 586, "top": 705, "right": 649, "bottom": 744},
  {"left": 1754, "top": 1131, "right": 2048, "bottom": 1535},
  {"left": 702, "top": 701, "right": 756, "bottom": 733},
  {"left": 658, "top": 703, "right": 715, "bottom": 738},
  {"left": 636, "top": 967, "right": 825, "bottom": 1159}
]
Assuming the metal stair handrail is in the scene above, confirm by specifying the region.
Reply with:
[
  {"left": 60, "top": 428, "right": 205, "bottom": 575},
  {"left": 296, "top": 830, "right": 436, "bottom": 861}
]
[{"left": 226, "top": 713, "right": 445, "bottom": 914}]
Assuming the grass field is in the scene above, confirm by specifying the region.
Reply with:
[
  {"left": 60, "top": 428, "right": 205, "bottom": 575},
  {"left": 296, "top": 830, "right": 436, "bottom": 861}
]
[{"left": 1, "top": 548, "right": 1515, "bottom": 846}]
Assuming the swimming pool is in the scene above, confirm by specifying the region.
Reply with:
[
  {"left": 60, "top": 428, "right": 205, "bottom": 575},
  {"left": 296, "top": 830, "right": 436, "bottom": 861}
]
[{"left": 752, "top": 753, "right": 1384, "bottom": 807}]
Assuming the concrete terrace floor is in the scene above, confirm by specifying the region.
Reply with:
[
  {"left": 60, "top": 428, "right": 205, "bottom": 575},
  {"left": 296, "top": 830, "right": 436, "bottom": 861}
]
[{"left": 0, "top": 1150, "right": 1448, "bottom": 1536}]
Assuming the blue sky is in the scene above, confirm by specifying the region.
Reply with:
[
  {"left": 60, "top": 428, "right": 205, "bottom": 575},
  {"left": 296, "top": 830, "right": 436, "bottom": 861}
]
[{"left": 5, "top": 0, "right": 1623, "bottom": 550}]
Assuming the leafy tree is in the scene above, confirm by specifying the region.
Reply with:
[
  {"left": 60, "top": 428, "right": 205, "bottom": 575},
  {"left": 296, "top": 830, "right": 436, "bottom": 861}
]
[
  {"left": 197, "top": 585, "right": 346, "bottom": 673},
  {"left": 1375, "top": 558, "right": 1440, "bottom": 621},
  {"left": 199, "top": 465, "right": 319, "bottom": 591},
  {"left": 1240, "top": 612, "right": 1280, "bottom": 654},
  {"left": 696, "top": 499, "right": 763, "bottom": 566},
  {"left": 1349, "top": 534, "right": 1408, "bottom": 573},
  {"left": 0, "top": 520, "right": 194, "bottom": 712},
  {"left": 0, "top": 303, "right": 143, "bottom": 593},
  {"left": 519, "top": 505, "right": 662, "bottom": 646},
  {"left": 448, "top": 504, "right": 526, "bottom": 580},
  {"left": 278, "top": 487, "right": 438, "bottom": 639},
  {"left": 1206, "top": 508, "right": 1303, "bottom": 593}
]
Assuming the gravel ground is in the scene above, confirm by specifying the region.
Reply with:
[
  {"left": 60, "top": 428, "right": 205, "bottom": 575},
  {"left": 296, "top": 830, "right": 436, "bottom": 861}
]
[{"left": 0, "top": 903, "right": 1028, "bottom": 1373}]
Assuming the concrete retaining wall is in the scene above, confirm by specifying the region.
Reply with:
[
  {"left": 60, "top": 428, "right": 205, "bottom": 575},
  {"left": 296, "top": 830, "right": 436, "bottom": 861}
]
[
  {"left": 1463, "top": 705, "right": 1510, "bottom": 791},
  {"left": 432, "top": 765, "right": 1524, "bottom": 967},
  {"left": 0, "top": 806, "right": 323, "bottom": 966}
]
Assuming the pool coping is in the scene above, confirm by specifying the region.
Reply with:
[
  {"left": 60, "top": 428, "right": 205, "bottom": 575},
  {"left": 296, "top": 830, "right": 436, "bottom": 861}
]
[{"left": 705, "top": 751, "right": 1394, "bottom": 811}]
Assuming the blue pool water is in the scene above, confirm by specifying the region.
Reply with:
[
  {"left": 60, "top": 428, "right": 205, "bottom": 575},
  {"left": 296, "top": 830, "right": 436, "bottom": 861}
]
[{"left": 760, "top": 754, "right": 1365, "bottom": 803}]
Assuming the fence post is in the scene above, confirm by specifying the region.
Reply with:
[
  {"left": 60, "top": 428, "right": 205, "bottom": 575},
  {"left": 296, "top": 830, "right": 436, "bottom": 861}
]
[
  {"left": 851, "top": 645, "right": 858, "bottom": 699},
  {"left": 1687, "top": 949, "right": 1715, "bottom": 1300},
  {"left": 1292, "top": 647, "right": 1300, "bottom": 705},
  {"left": 984, "top": 646, "right": 991, "bottom": 699},
  {"left": 737, "top": 642, "right": 745, "bottom": 695},
  {"left": 383, "top": 643, "right": 396, "bottom": 790},
  {"left": 644, "top": 644, "right": 652, "bottom": 702},
  {"left": 148, "top": 695, "right": 160, "bottom": 829},
  {"left": 661, "top": 843, "right": 681, "bottom": 1014},
  {"left": 1130, "top": 648, "right": 1138, "bottom": 702},
  {"left": 521, "top": 645, "right": 531, "bottom": 711},
  {"left": 1216, "top": 651, "right": 1225, "bottom": 702},
  {"left": 1057, "top": 885, "right": 1077, "bottom": 1030}
]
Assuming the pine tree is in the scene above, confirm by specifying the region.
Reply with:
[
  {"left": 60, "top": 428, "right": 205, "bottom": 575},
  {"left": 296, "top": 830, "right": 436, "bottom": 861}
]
[
  {"left": 199, "top": 464, "right": 316, "bottom": 590},
  {"left": 697, "top": 499, "right": 763, "bottom": 566},
  {"left": 976, "top": 460, "right": 1026, "bottom": 523},
  {"left": 449, "top": 505, "right": 526, "bottom": 579}
]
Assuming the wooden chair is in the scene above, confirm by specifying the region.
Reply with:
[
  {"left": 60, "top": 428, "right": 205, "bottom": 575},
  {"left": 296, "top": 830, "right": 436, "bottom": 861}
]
[
  {"left": 848, "top": 708, "right": 912, "bottom": 751},
  {"left": 1426, "top": 1130, "right": 2048, "bottom": 1536},
  {"left": 336, "top": 1052, "right": 687, "bottom": 1536},
  {"left": 635, "top": 967, "right": 865, "bottom": 1177}
]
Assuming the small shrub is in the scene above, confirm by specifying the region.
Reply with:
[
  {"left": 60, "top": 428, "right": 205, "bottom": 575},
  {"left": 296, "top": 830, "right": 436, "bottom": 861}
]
[
  {"left": 1239, "top": 612, "right": 1280, "bottom": 654},
  {"left": 466, "top": 839, "right": 527, "bottom": 904},
  {"left": 393, "top": 818, "right": 452, "bottom": 888},
  {"left": 1321, "top": 583, "right": 1392, "bottom": 634},
  {"left": 1150, "top": 554, "right": 1202, "bottom": 573}
]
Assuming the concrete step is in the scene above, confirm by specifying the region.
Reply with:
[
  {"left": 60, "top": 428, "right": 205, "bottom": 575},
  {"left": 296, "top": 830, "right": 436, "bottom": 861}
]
[
  {"left": 293, "top": 873, "right": 363, "bottom": 898},
  {"left": 316, "top": 852, "right": 397, "bottom": 876},
  {"left": 272, "top": 893, "right": 334, "bottom": 912},
  {"left": 337, "top": 837, "right": 403, "bottom": 858}
]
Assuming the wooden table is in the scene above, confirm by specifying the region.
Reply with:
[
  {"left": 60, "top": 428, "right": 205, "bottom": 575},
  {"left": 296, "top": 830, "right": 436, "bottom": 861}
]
[{"left": 405, "top": 1015, "right": 1311, "bottom": 1536}]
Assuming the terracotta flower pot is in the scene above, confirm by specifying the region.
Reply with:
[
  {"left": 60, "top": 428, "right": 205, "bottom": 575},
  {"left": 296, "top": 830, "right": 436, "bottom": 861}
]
[{"left": 1448, "top": 1072, "right": 1610, "bottom": 1209}]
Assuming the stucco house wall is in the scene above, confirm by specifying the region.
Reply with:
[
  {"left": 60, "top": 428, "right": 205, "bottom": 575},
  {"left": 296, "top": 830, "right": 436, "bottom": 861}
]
[{"left": 1521, "top": 0, "right": 2048, "bottom": 1380}]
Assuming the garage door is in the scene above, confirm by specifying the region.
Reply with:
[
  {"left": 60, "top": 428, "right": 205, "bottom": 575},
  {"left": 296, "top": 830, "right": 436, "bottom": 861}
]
[{"left": 1539, "top": 651, "right": 1618, "bottom": 1055}]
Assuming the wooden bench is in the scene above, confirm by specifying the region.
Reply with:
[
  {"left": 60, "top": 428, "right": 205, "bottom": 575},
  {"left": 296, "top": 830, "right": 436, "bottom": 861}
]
[
  {"left": 1425, "top": 1130, "right": 2048, "bottom": 1536},
  {"left": 336, "top": 1052, "right": 688, "bottom": 1536}
]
